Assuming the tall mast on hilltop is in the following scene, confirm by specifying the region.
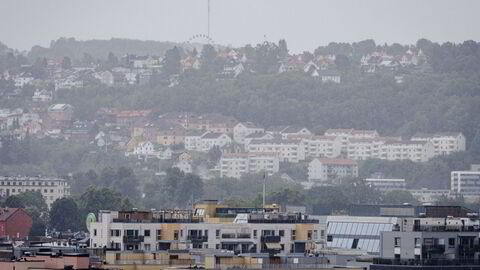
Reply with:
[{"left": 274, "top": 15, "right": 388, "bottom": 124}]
[{"left": 207, "top": 0, "right": 211, "bottom": 37}]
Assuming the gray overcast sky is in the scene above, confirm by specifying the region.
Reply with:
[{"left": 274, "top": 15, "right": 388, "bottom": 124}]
[{"left": 1, "top": 0, "right": 479, "bottom": 53}]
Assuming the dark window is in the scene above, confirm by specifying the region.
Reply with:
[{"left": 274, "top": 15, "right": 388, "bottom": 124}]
[
  {"left": 394, "top": 237, "right": 401, "bottom": 247},
  {"left": 94, "top": 229, "right": 97, "bottom": 236},
  {"left": 144, "top": 230, "right": 150, "bottom": 237},
  {"left": 279, "top": 230, "right": 284, "bottom": 237},
  {"left": 449, "top": 238, "right": 455, "bottom": 247},
  {"left": 327, "top": 235, "right": 333, "bottom": 242},
  {"left": 216, "top": 229, "right": 220, "bottom": 238},
  {"left": 352, "top": 239, "right": 359, "bottom": 249}
]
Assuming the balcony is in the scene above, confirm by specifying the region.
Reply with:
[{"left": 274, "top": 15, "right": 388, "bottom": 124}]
[
  {"left": 261, "top": 235, "right": 281, "bottom": 243},
  {"left": 123, "top": 235, "right": 144, "bottom": 243},
  {"left": 187, "top": 235, "right": 208, "bottom": 242},
  {"left": 422, "top": 244, "right": 445, "bottom": 254}
]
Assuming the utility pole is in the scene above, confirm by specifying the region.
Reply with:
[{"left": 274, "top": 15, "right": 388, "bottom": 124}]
[{"left": 262, "top": 172, "right": 266, "bottom": 209}]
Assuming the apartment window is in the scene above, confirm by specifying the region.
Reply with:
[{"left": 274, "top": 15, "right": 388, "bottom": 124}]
[
  {"left": 291, "top": 230, "right": 296, "bottom": 241},
  {"left": 156, "top": 230, "right": 162, "bottom": 240},
  {"left": 216, "top": 229, "right": 220, "bottom": 239},
  {"left": 352, "top": 239, "right": 359, "bottom": 249},
  {"left": 216, "top": 244, "right": 220, "bottom": 249},
  {"left": 279, "top": 230, "right": 285, "bottom": 237},
  {"left": 144, "top": 244, "right": 151, "bottom": 251},
  {"left": 253, "top": 230, "right": 257, "bottom": 238},
  {"left": 110, "top": 230, "right": 120, "bottom": 237},
  {"left": 174, "top": 230, "right": 179, "bottom": 240},
  {"left": 320, "top": 230, "right": 325, "bottom": 238},
  {"left": 448, "top": 238, "right": 455, "bottom": 247},
  {"left": 115, "top": 253, "right": 121, "bottom": 260},
  {"left": 307, "top": 230, "right": 312, "bottom": 240},
  {"left": 94, "top": 229, "right": 97, "bottom": 236},
  {"left": 144, "top": 230, "right": 151, "bottom": 237},
  {"left": 394, "top": 237, "right": 401, "bottom": 247},
  {"left": 414, "top": 238, "right": 421, "bottom": 248}
]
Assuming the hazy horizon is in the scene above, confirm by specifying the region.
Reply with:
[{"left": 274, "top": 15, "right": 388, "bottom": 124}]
[{"left": 2, "top": 0, "right": 480, "bottom": 53}]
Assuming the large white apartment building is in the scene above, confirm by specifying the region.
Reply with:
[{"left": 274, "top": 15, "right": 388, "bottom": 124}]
[
  {"left": 0, "top": 176, "right": 70, "bottom": 207},
  {"left": 247, "top": 139, "right": 306, "bottom": 163},
  {"left": 411, "top": 132, "right": 466, "bottom": 156},
  {"left": 380, "top": 140, "right": 434, "bottom": 162},
  {"left": 347, "top": 138, "right": 388, "bottom": 160},
  {"left": 89, "top": 201, "right": 324, "bottom": 254},
  {"left": 219, "top": 152, "right": 280, "bottom": 179},
  {"left": 304, "top": 136, "right": 342, "bottom": 159},
  {"left": 185, "top": 132, "right": 232, "bottom": 152},
  {"left": 325, "top": 129, "right": 379, "bottom": 154},
  {"left": 308, "top": 158, "right": 358, "bottom": 182}
]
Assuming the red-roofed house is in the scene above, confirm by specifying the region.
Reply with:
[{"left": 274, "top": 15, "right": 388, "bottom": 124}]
[{"left": 0, "top": 208, "right": 32, "bottom": 239}]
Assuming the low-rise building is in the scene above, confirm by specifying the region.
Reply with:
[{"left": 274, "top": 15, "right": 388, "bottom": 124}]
[
  {"left": 365, "top": 178, "right": 406, "bottom": 192},
  {"left": 198, "top": 132, "right": 232, "bottom": 152},
  {"left": 308, "top": 158, "right": 358, "bottom": 182},
  {"left": 233, "top": 122, "right": 264, "bottom": 144},
  {"left": 0, "top": 208, "right": 32, "bottom": 239},
  {"left": 451, "top": 168, "right": 480, "bottom": 196},
  {"left": 325, "top": 215, "right": 398, "bottom": 254},
  {"left": 32, "top": 89, "right": 53, "bottom": 102},
  {"left": 0, "top": 176, "right": 70, "bottom": 207},
  {"left": 219, "top": 152, "right": 280, "bottom": 178}
]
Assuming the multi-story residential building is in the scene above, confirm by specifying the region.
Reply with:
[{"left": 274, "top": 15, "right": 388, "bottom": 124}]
[
  {"left": 451, "top": 167, "right": 480, "bottom": 196},
  {"left": 380, "top": 140, "right": 434, "bottom": 162},
  {"left": 219, "top": 152, "right": 280, "bottom": 178},
  {"left": 365, "top": 178, "right": 406, "bottom": 192},
  {"left": 307, "top": 158, "right": 358, "bottom": 182},
  {"left": 347, "top": 138, "right": 390, "bottom": 160},
  {"left": 373, "top": 206, "right": 480, "bottom": 270},
  {"left": 156, "top": 128, "right": 186, "bottom": 146},
  {"left": 89, "top": 201, "right": 323, "bottom": 255},
  {"left": 0, "top": 176, "right": 70, "bottom": 207},
  {"left": 198, "top": 132, "right": 232, "bottom": 152},
  {"left": 247, "top": 139, "right": 306, "bottom": 163},
  {"left": 325, "top": 128, "right": 379, "bottom": 155},
  {"left": 411, "top": 132, "right": 466, "bottom": 157},
  {"left": 304, "top": 136, "right": 342, "bottom": 159},
  {"left": 233, "top": 122, "right": 264, "bottom": 144},
  {"left": 244, "top": 133, "right": 274, "bottom": 147},
  {"left": 184, "top": 130, "right": 208, "bottom": 151}
]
